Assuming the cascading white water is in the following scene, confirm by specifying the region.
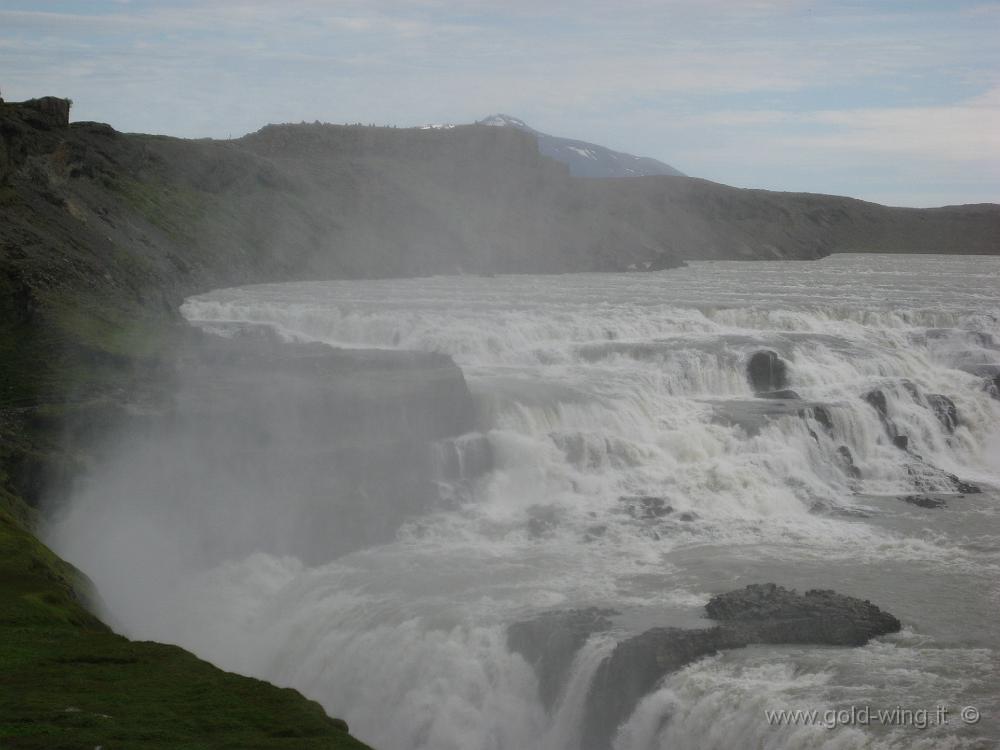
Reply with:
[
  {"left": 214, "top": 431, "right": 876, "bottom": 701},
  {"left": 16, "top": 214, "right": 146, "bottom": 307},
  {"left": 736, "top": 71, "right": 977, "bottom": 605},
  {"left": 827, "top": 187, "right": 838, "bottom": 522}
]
[{"left": 50, "top": 254, "right": 1000, "bottom": 750}]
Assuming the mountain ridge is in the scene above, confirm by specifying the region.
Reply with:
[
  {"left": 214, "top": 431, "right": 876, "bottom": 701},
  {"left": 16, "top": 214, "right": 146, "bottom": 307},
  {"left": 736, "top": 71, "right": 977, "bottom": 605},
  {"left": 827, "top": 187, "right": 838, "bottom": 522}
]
[{"left": 476, "top": 113, "right": 686, "bottom": 178}]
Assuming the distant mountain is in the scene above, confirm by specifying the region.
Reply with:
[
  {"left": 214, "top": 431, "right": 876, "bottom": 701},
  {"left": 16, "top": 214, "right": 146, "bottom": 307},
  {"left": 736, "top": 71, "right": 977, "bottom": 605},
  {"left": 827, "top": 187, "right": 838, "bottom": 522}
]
[{"left": 477, "top": 114, "right": 685, "bottom": 178}]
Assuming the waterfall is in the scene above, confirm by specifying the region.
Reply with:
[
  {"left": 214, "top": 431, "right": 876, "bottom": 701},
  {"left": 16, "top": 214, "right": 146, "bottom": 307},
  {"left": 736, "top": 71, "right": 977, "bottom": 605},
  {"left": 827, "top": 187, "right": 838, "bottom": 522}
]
[{"left": 50, "top": 254, "right": 1000, "bottom": 749}]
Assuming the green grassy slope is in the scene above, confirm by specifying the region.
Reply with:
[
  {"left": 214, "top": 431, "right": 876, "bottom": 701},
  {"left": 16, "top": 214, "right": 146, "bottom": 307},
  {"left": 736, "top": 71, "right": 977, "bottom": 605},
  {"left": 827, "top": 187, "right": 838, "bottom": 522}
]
[
  {"left": 0, "top": 498, "right": 372, "bottom": 749},
  {"left": 1, "top": 99, "right": 377, "bottom": 750}
]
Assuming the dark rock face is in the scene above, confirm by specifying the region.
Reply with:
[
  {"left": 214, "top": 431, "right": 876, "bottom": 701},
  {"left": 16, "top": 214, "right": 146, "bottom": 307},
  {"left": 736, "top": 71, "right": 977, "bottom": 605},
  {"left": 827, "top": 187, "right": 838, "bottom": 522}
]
[
  {"left": 988, "top": 374, "right": 1000, "bottom": 400},
  {"left": 17, "top": 97, "right": 71, "bottom": 128},
  {"left": 925, "top": 394, "right": 959, "bottom": 433},
  {"left": 747, "top": 351, "right": 789, "bottom": 394},
  {"left": 703, "top": 584, "right": 901, "bottom": 643},
  {"left": 811, "top": 406, "right": 834, "bottom": 434},
  {"left": 901, "top": 495, "right": 947, "bottom": 509},
  {"left": 864, "top": 389, "right": 889, "bottom": 419},
  {"left": 507, "top": 608, "right": 617, "bottom": 710},
  {"left": 904, "top": 460, "right": 981, "bottom": 495},
  {"left": 950, "top": 477, "right": 981, "bottom": 495},
  {"left": 836, "top": 445, "right": 862, "bottom": 479},
  {"left": 583, "top": 626, "right": 742, "bottom": 749},
  {"left": 863, "top": 388, "right": 912, "bottom": 452},
  {"left": 856, "top": 385, "right": 980, "bottom": 491},
  {"left": 955, "top": 364, "right": 1000, "bottom": 400},
  {"left": 580, "top": 584, "right": 900, "bottom": 750}
]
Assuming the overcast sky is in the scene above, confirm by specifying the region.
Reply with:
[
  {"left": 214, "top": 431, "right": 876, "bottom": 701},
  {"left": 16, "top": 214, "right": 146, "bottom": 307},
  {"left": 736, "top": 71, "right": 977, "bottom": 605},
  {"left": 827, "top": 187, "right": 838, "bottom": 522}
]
[{"left": 2, "top": 0, "right": 998, "bottom": 207}]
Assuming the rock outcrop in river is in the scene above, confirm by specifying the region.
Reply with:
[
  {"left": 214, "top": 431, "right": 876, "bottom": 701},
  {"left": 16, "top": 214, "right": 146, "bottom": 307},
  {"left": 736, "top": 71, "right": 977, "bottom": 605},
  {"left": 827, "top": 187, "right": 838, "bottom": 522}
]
[{"left": 509, "top": 584, "right": 901, "bottom": 750}]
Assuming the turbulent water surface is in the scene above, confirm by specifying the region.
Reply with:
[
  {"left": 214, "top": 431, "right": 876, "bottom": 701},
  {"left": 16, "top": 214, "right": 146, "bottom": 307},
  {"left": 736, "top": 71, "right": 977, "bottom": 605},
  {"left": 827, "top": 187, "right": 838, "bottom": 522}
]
[{"left": 55, "top": 254, "right": 1000, "bottom": 749}]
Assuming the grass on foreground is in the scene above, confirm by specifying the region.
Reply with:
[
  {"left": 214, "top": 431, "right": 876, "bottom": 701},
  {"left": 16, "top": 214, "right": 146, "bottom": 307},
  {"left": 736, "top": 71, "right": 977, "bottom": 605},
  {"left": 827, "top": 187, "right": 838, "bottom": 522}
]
[{"left": 0, "top": 497, "right": 372, "bottom": 750}]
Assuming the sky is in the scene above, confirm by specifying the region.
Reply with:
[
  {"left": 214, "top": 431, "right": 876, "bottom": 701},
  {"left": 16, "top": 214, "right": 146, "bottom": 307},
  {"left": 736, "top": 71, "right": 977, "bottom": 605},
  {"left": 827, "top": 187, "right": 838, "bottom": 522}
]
[{"left": 1, "top": 0, "right": 998, "bottom": 207}]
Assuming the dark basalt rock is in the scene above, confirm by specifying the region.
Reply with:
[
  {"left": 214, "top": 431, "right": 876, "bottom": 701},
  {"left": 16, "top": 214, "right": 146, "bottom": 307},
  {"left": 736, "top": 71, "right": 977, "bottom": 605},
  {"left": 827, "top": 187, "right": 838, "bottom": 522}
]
[
  {"left": 747, "top": 351, "right": 789, "bottom": 395},
  {"left": 507, "top": 607, "right": 618, "bottom": 710},
  {"left": 581, "top": 584, "right": 900, "bottom": 750},
  {"left": 703, "top": 584, "right": 901, "bottom": 642},
  {"left": 836, "top": 445, "right": 862, "bottom": 479},
  {"left": 863, "top": 388, "right": 919, "bottom": 451},
  {"left": 988, "top": 374, "right": 1000, "bottom": 400},
  {"left": 956, "top": 364, "right": 1000, "bottom": 400},
  {"left": 901, "top": 495, "right": 947, "bottom": 509},
  {"left": 811, "top": 406, "right": 834, "bottom": 434},
  {"left": 951, "top": 477, "right": 981, "bottom": 494},
  {"left": 905, "top": 461, "right": 981, "bottom": 495},
  {"left": 864, "top": 389, "right": 889, "bottom": 419},
  {"left": 925, "top": 394, "right": 959, "bottom": 433}
]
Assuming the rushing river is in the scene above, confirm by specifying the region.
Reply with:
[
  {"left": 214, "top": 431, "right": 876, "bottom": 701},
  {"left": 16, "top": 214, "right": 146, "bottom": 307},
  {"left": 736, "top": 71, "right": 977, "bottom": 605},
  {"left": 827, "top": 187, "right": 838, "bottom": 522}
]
[{"left": 54, "top": 254, "right": 1000, "bottom": 749}]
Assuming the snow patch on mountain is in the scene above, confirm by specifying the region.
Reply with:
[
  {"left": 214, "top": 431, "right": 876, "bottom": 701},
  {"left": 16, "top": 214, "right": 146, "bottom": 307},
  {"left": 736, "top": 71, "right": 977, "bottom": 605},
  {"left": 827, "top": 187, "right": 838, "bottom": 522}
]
[{"left": 475, "top": 114, "right": 684, "bottom": 178}]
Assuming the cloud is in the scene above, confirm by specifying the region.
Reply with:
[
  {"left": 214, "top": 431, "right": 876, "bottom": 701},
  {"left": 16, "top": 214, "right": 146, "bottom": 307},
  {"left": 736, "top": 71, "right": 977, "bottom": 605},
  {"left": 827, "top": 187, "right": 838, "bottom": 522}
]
[
  {"left": 1, "top": 0, "right": 997, "bottom": 205},
  {"left": 681, "top": 86, "right": 1000, "bottom": 167}
]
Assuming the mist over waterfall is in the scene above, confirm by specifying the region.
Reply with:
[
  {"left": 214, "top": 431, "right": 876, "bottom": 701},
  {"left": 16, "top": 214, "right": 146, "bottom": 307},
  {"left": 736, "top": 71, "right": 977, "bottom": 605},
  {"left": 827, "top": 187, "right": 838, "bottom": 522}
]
[{"left": 48, "top": 254, "right": 1000, "bottom": 750}]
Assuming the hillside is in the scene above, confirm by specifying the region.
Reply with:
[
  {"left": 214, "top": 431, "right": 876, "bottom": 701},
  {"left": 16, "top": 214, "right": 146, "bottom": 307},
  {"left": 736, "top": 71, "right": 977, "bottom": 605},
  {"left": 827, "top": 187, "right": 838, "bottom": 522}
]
[
  {"left": 2, "top": 92, "right": 998, "bottom": 516},
  {"left": 0, "top": 489, "right": 373, "bottom": 749},
  {"left": 585, "top": 176, "right": 1000, "bottom": 258}
]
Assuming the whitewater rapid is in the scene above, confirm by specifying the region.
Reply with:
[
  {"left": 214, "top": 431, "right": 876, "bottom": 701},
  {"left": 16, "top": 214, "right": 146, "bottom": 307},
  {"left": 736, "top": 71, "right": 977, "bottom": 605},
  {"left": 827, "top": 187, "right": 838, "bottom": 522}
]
[{"left": 52, "top": 254, "right": 1000, "bottom": 750}]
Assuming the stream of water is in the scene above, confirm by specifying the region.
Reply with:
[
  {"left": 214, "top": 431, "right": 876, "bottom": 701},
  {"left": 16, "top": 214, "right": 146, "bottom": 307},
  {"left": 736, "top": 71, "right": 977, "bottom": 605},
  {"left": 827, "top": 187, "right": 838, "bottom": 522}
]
[{"left": 52, "top": 254, "right": 1000, "bottom": 749}]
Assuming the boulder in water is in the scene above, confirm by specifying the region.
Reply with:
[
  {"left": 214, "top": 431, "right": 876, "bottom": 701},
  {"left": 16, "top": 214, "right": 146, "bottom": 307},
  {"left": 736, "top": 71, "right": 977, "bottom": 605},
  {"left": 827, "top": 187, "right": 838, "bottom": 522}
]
[
  {"left": 836, "top": 445, "right": 862, "bottom": 479},
  {"left": 747, "top": 351, "right": 788, "bottom": 395},
  {"left": 901, "top": 495, "right": 947, "bottom": 509},
  {"left": 893, "top": 434, "right": 910, "bottom": 451},
  {"left": 864, "top": 389, "right": 889, "bottom": 419},
  {"left": 581, "top": 583, "right": 900, "bottom": 750},
  {"left": 905, "top": 461, "right": 981, "bottom": 495},
  {"left": 988, "top": 374, "right": 1000, "bottom": 400},
  {"left": 703, "top": 584, "right": 901, "bottom": 643},
  {"left": 811, "top": 405, "right": 834, "bottom": 434},
  {"left": 955, "top": 363, "right": 1000, "bottom": 399}
]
